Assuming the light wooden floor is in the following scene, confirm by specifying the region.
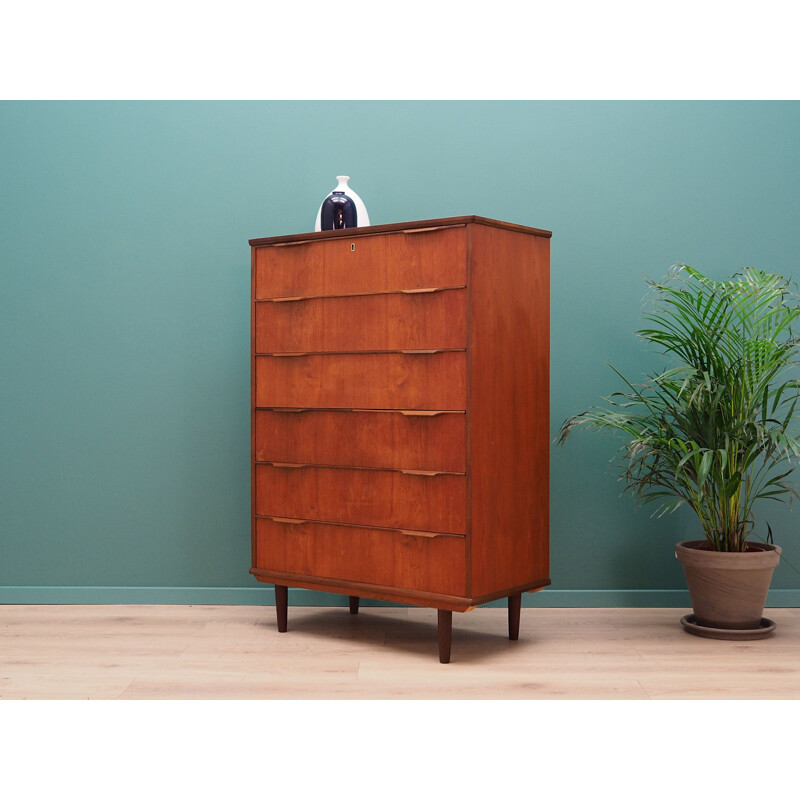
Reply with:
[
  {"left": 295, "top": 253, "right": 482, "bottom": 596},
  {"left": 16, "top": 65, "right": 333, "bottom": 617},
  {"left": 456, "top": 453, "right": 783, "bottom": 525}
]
[{"left": 2, "top": 604, "right": 800, "bottom": 699}]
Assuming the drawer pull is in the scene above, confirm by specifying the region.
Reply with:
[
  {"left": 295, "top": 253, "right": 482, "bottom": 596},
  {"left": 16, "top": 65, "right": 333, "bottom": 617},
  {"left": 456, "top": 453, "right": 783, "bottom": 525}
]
[
  {"left": 398, "top": 529, "right": 444, "bottom": 538},
  {"left": 271, "top": 240, "right": 309, "bottom": 248},
  {"left": 400, "top": 349, "right": 446, "bottom": 355},
  {"left": 265, "top": 349, "right": 457, "bottom": 356},
  {"left": 260, "top": 285, "right": 464, "bottom": 303},
  {"left": 270, "top": 408, "right": 442, "bottom": 415},
  {"left": 401, "top": 469, "right": 445, "bottom": 477},
  {"left": 402, "top": 225, "right": 459, "bottom": 235},
  {"left": 270, "top": 516, "right": 308, "bottom": 525},
  {"left": 269, "top": 462, "right": 311, "bottom": 469}
]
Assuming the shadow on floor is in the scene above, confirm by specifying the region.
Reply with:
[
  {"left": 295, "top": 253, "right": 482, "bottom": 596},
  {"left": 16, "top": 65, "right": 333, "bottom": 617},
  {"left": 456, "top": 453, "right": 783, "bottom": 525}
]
[{"left": 253, "top": 607, "right": 533, "bottom": 665}]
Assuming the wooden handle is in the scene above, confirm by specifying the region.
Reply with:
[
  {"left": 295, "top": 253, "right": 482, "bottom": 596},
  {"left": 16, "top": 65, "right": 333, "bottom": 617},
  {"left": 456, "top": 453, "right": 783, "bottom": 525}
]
[
  {"left": 269, "top": 408, "right": 309, "bottom": 413},
  {"left": 264, "top": 286, "right": 463, "bottom": 303},
  {"left": 398, "top": 410, "right": 446, "bottom": 417},
  {"left": 401, "top": 469, "right": 445, "bottom": 477},
  {"left": 269, "top": 462, "right": 310, "bottom": 469},
  {"left": 398, "top": 529, "right": 443, "bottom": 538},
  {"left": 270, "top": 516, "right": 307, "bottom": 525},
  {"left": 269, "top": 350, "right": 451, "bottom": 357},
  {"left": 402, "top": 226, "right": 456, "bottom": 235},
  {"left": 272, "top": 240, "right": 309, "bottom": 248}
]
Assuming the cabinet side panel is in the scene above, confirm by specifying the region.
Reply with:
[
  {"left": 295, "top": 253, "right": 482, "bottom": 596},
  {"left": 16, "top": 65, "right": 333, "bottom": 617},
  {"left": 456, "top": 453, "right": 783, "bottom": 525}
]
[{"left": 468, "top": 224, "right": 550, "bottom": 597}]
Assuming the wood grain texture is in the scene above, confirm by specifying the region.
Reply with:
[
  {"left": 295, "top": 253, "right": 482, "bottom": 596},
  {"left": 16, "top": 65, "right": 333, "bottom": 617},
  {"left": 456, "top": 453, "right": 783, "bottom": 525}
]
[
  {"left": 251, "top": 246, "right": 257, "bottom": 569},
  {"left": 250, "top": 569, "right": 477, "bottom": 611},
  {"left": 467, "top": 223, "right": 550, "bottom": 597},
  {"left": 254, "top": 225, "right": 466, "bottom": 299},
  {"left": 255, "top": 287, "right": 466, "bottom": 353},
  {"left": 4, "top": 606, "right": 799, "bottom": 699},
  {"left": 249, "top": 215, "right": 552, "bottom": 248},
  {"left": 255, "top": 350, "right": 466, "bottom": 410},
  {"left": 255, "top": 409, "right": 466, "bottom": 473},
  {"left": 254, "top": 518, "right": 467, "bottom": 596},
  {"left": 249, "top": 217, "right": 551, "bottom": 647},
  {"left": 255, "top": 463, "right": 466, "bottom": 534}
]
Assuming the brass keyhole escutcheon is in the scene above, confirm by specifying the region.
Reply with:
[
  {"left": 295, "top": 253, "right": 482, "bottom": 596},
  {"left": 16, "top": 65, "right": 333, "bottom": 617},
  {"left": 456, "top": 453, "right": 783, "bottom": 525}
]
[{"left": 351, "top": 243, "right": 355, "bottom": 252}]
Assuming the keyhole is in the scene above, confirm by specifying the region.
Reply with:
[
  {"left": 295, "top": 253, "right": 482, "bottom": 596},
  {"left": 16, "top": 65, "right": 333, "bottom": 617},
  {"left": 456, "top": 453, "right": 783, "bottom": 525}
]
[{"left": 351, "top": 243, "right": 355, "bottom": 252}]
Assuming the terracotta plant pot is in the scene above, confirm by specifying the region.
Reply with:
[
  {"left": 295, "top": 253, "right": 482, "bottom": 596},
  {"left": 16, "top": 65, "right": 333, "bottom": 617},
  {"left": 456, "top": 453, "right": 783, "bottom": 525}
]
[{"left": 675, "top": 540, "right": 781, "bottom": 633}]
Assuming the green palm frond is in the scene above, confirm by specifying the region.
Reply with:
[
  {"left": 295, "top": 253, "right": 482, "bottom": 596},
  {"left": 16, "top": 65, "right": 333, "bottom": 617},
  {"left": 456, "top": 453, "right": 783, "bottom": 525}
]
[{"left": 557, "top": 264, "right": 800, "bottom": 552}]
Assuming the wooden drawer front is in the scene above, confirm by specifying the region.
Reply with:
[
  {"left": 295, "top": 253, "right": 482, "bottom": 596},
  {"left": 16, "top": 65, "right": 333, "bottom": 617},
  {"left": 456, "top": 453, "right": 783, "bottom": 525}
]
[
  {"left": 255, "top": 409, "right": 466, "bottom": 472},
  {"left": 255, "top": 351, "right": 466, "bottom": 410},
  {"left": 255, "top": 464, "right": 466, "bottom": 534},
  {"left": 255, "top": 518, "right": 466, "bottom": 596},
  {"left": 255, "top": 288, "right": 466, "bottom": 353},
  {"left": 254, "top": 226, "right": 466, "bottom": 299}
]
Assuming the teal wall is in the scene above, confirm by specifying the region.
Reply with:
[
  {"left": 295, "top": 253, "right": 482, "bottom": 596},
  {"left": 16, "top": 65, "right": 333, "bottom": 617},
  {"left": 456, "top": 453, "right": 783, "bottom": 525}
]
[{"left": 2, "top": 101, "right": 800, "bottom": 606}]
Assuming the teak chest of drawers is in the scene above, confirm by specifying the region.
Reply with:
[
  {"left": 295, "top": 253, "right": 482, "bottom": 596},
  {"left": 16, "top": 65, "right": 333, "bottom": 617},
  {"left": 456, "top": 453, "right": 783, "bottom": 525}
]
[{"left": 249, "top": 216, "right": 551, "bottom": 662}]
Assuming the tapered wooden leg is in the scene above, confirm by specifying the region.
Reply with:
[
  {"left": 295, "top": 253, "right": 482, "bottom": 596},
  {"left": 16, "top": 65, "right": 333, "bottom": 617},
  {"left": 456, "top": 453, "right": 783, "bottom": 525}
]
[
  {"left": 438, "top": 609, "right": 452, "bottom": 664},
  {"left": 508, "top": 593, "right": 522, "bottom": 641},
  {"left": 349, "top": 595, "right": 360, "bottom": 615},
  {"left": 275, "top": 585, "right": 288, "bottom": 633}
]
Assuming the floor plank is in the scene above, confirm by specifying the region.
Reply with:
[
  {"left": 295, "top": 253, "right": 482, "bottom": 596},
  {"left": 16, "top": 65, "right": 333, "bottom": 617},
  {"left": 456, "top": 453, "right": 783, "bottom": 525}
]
[{"left": 1, "top": 605, "right": 798, "bottom": 699}]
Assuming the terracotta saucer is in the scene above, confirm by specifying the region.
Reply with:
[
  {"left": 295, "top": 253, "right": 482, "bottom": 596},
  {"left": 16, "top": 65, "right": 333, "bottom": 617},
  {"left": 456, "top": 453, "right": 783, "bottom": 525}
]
[{"left": 680, "top": 614, "right": 776, "bottom": 640}]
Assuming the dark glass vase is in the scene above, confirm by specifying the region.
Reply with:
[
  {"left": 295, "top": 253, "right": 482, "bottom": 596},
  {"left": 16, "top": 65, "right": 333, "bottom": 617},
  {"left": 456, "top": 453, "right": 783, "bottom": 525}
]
[{"left": 320, "top": 191, "right": 357, "bottom": 230}]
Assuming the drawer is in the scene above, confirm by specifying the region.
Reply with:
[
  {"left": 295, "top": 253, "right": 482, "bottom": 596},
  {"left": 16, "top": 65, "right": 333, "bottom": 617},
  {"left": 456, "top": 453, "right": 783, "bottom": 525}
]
[
  {"left": 254, "top": 225, "right": 466, "bottom": 299},
  {"left": 255, "top": 517, "right": 467, "bottom": 596},
  {"left": 255, "top": 463, "right": 466, "bottom": 534},
  {"left": 255, "top": 408, "right": 466, "bottom": 473},
  {"left": 255, "top": 287, "right": 466, "bottom": 353},
  {"left": 255, "top": 350, "right": 466, "bottom": 410}
]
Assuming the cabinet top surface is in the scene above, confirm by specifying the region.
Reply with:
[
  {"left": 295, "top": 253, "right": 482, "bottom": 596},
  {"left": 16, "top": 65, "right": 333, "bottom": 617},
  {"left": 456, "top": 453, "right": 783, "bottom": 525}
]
[{"left": 248, "top": 216, "right": 552, "bottom": 247}]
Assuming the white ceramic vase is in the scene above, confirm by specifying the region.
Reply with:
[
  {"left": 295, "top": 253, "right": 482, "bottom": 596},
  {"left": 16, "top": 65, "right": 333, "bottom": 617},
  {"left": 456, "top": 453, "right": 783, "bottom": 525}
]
[{"left": 314, "top": 176, "right": 370, "bottom": 231}]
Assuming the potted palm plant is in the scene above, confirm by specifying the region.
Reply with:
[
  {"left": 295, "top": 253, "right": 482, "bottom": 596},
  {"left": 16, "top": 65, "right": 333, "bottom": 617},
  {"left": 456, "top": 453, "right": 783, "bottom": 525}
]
[{"left": 557, "top": 265, "right": 800, "bottom": 639}]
